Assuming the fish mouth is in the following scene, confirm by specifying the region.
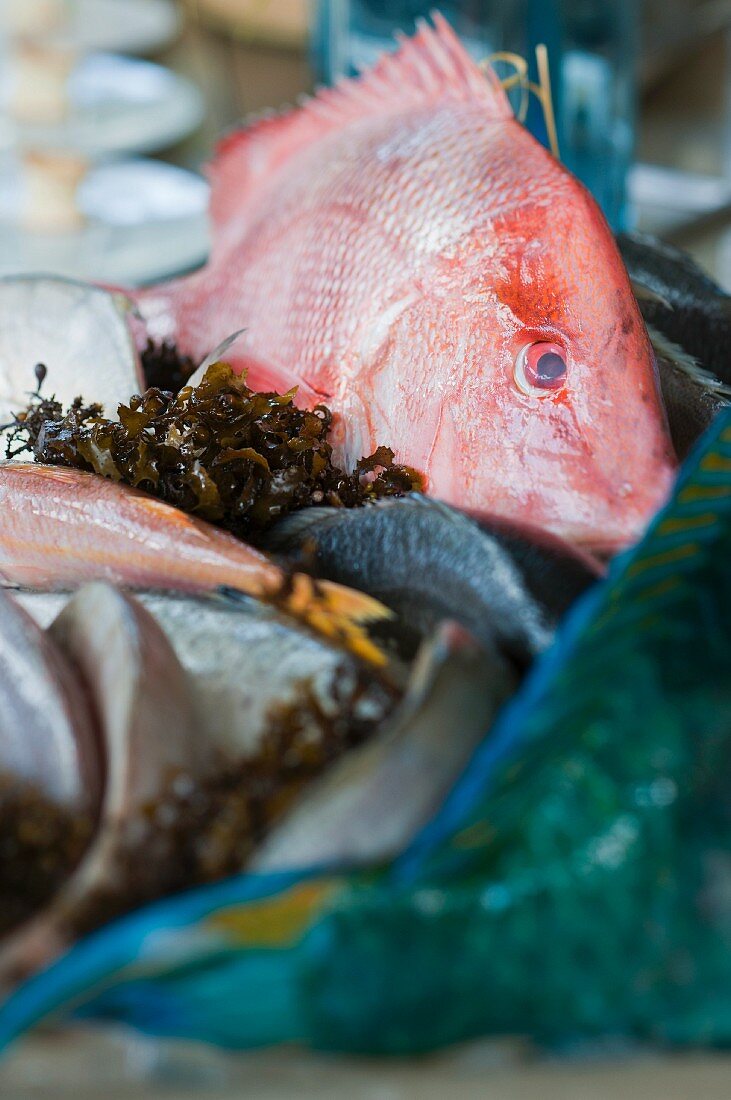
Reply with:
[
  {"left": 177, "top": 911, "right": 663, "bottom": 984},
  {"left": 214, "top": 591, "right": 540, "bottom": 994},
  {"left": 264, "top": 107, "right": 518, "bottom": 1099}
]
[
  {"left": 570, "top": 460, "right": 678, "bottom": 557},
  {"left": 577, "top": 531, "right": 645, "bottom": 558}
]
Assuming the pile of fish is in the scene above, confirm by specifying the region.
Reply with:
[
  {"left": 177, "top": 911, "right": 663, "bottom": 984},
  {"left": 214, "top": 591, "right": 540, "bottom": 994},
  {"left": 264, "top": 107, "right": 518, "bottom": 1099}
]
[
  {"left": 0, "top": 447, "right": 601, "bottom": 986},
  {"left": 0, "top": 14, "right": 730, "bottom": 1011}
]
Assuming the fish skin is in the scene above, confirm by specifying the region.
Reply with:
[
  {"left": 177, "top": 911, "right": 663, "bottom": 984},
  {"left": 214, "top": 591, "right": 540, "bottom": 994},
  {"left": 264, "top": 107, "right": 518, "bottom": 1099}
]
[
  {"left": 253, "top": 621, "right": 516, "bottom": 872},
  {"left": 0, "top": 276, "right": 143, "bottom": 426},
  {"left": 116, "top": 592, "right": 395, "bottom": 761},
  {"left": 649, "top": 331, "right": 729, "bottom": 460},
  {"left": 266, "top": 495, "right": 600, "bottom": 668},
  {"left": 135, "top": 16, "right": 676, "bottom": 554},
  {"left": 0, "top": 588, "right": 100, "bottom": 813},
  {"left": 620, "top": 231, "right": 731, "bottom": 385},
  {"left": 0, "top": 584, "right": 396, "bottom": 983},
  {"left": 619, "top": 233, "right": 731, "bottom": 457},
  {"left": 49, "top": 584, "right": 213, "bottom": 810},
  {"left": 657, "top": 357, "right": 727, "bottom": 460},
  {"left": 0, "top": 584, "right": 210, "bottom": 990},
  {"left": 15, "top": 589, "right": 397, "bottom": 766},
  {"left": 0, "top": 462, "right": 390, "bottom": 664}
]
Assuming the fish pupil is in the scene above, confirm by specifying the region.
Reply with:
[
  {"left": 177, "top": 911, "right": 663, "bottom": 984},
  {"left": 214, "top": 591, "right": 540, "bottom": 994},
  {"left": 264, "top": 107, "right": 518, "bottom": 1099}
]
[{"left": 535, "top": 352, "right": 565, "bottom": 382}]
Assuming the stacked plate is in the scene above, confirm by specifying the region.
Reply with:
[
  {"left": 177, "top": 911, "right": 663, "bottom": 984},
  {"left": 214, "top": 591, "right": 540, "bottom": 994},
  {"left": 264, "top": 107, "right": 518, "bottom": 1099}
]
[{"left": 0, "top": 0, "right": 210, "bottom": 284}]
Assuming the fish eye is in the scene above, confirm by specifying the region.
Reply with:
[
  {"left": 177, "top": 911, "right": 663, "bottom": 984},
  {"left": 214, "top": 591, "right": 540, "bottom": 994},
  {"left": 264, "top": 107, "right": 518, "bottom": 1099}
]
[{"left": 514, "top": 342, "right": 568, "bottom": 397}]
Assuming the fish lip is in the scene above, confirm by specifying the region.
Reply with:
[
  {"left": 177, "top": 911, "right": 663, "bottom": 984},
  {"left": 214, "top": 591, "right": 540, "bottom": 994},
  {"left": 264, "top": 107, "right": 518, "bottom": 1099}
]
[
  {"left": 570, "top": 508, "right": 663, "bottom": 558},
  {"left": 566, "top": 507, "right": 667, "bottom": 558},
  {"left": 575, "top": 533, "right": 637, "bottom": 558},
  {"left": 570, "top": 452, "right": 679, "bottom": 558}
]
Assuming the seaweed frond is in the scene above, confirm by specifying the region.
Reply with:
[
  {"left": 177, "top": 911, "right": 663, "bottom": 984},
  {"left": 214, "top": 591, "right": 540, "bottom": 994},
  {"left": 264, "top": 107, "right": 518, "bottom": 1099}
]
[{"left": 4, "top": 362, "right": 422, "bottom": 541}]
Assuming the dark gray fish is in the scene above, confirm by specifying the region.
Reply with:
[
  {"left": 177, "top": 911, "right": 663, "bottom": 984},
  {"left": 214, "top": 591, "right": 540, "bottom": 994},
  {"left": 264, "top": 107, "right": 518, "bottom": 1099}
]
[
  {"left": 265, "top": 495, "right": 600, "bottom": 670},
  {"left": 619, "top": 233, "right": 731, "bottom": 458},
  {"left": 619, "top": 231, "right": 731, "bottom": 385},
  {"left": 253, "top": 621, "right": 515, "bottom": 872},
  {"left": 649, "top": 328, "right": 730, "bottom": 460}
]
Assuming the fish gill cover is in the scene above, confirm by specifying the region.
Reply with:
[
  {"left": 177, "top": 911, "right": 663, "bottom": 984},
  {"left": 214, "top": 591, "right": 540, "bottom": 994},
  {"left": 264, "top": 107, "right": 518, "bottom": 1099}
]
[{"left": 1, "top": 412, "right": 730, "bottom": 1052}]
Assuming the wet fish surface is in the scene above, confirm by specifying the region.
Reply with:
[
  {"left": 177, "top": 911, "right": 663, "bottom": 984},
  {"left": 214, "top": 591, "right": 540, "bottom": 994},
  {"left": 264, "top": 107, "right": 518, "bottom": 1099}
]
[
  {"left": 134, "top": 16, "right": 676, "bottom": 553},
  {"left": 3, "top": 579, "right": 517, "bottom": 983},
  {"left": 3, "top": 583, "right": 398, "bottom": 976},
  {"left": 0, "top": 589, "right": 101, "bottom": 939},
  {"left": 620, "top": 231, "right": 731, "bottom": 385},
  {"left": 620, "top": 233, "right": 731, "bottom": 458},
  {"left": 16, "top": 588, "right": 398, "bottom": 765},
  {"left": 0, "top": 276, "right": 143, "bottom": 427},
  {"left": 267, "top": 495, "right": 600, "bottom": 668},
  {"left": 0, "top": 588, "right": 99, "bottom": 812},
  {"left": 0, "top": 462, "right": 389, "bottom": 663},
  {"left": 0, "top": 584, "right": 209, "bottom": 989},
  {"left": 253, "top": 621, "right": 515, "bottom": 871},
  {"left": 123, "top": 592, "right": 396, "bottom": 761},
  {"left": 650, "top": 328, "right": 729, "bottom": 459}
]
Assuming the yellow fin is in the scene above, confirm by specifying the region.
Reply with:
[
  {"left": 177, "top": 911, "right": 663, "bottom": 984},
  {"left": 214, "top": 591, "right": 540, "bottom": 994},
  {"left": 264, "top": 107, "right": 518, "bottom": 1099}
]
[{"left": 278, "top": 573, "right": 392, "bottom": 667}]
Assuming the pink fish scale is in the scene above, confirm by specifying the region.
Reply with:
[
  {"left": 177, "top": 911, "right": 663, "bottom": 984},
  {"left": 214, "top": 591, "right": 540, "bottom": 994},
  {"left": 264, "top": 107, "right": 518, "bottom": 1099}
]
[{"left": 132, "top": 15, "right": 677, "bottom": 551}]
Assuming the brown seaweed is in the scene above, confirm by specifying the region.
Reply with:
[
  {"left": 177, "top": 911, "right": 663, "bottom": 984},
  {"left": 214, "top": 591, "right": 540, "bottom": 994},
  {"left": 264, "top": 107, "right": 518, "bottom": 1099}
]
[
  {"left": 5, "top": 362, "right": 421, "bottom": 540},
  {"left": 59, "top": 668, "right": 395, "bottom": 939},
  {"left": 0, "top": 777, "right": 93, "bottom": 937},
  {"left": 140, "top": 338, "right": 196, "bottom": 392}
]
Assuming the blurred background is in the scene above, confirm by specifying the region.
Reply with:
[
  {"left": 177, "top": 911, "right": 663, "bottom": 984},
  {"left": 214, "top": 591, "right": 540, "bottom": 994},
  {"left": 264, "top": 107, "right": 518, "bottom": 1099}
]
[{"left": 2, "top": 0, "right": 731, "bottom": 286}]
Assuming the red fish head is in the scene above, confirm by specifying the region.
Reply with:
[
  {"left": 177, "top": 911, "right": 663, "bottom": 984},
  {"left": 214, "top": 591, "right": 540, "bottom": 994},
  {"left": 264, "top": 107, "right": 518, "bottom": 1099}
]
[{"left": 417, "top": 141, "right": 678, "bottom": 555}]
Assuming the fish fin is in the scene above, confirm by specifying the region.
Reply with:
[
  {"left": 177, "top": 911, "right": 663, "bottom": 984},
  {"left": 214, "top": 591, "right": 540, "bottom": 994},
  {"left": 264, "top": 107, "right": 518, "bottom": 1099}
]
[
  {"left": 186, "top": 348, "right": 323, "bottom": 408},
  {"left": 219, "top": 574, "right": 393, "bottom": 667},
  {"left": 647, "top": 324, "right": 731, "bottom": 399},
  {"left": 630, "top": 277, "right": 673, "bottom": 311},
  {"left": 209, "top": 14, "right": 511, "bottom": 229},
  {"left": 264, "top": 505, "right": 351, "bottom": 551},
  {"left": 235, "top": 359, "right": 326, "bottom": 407}
]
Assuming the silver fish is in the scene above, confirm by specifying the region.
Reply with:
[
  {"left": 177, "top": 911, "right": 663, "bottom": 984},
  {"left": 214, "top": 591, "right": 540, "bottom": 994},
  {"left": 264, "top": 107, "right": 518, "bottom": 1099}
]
[
  {"left": 0, "top": 276, "right": 144, "bottom": 428},
  {"left": 0, "top": 588, "right": 99, "bottom": 812},
  {"left": 3, "top": 584, "right": 510, "bottom": 980},
  {"left": 17, "top": 589, "right": 397, "bottom": 761},
  {"left": 253, "top": 621, "right": 515, "bottom": 872},
  {"left": 2, "top": 584, "right": 395, "bottom": 975},
  {"left": 0, "top": 584, "right": 209, "bottom": 989}
]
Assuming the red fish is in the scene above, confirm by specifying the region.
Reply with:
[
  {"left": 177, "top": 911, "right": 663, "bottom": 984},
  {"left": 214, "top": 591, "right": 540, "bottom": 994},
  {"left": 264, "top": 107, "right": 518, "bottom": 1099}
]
[
  {"left": 0, "top": 464, "right": 389, "bottom": 665},
  {"left": 136, "top": 15, "right": 676, "bottom": 553}
]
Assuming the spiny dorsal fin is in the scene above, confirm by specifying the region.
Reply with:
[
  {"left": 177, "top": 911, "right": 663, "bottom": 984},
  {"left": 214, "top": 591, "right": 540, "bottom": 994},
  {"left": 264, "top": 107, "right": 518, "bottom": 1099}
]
[{"left": 209, "top": 13, "right": 511, "bottom": 229}]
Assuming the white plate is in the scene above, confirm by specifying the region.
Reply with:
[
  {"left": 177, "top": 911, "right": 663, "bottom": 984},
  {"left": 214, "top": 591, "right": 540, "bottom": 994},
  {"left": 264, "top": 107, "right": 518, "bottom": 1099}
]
[
  {"left": 3, "top": 53, "right": 204, "bottom": 158},
  {"left": 0, "top": 0, "right": 181, "bottom": 56},
  {"left": 0, "top": 158, "right": 210, "bottom": 286}
]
